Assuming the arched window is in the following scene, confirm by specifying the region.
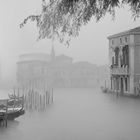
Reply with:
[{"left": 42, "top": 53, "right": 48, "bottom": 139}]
[
  {"left": 114, "top": 47, "right": 119, "bottom": 66},
  {"left": 122, "top": 45, "right": 129, "bottom": 66},
  {"left": 125, "top": 77, "right": 128, "bottom": 91},
  {"left": 125, "top": 37, "right": 127, "bottom": 43},
  {"left": 112, "top": 57, "right": 114, "bottom": 65},
  {"left": 120, "top": 38, "right": 122, "bottom": 44}
]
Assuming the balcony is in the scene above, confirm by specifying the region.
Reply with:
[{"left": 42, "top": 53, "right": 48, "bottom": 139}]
[{"left": 110, "top": 65, "right": 129, "bottom": 75}]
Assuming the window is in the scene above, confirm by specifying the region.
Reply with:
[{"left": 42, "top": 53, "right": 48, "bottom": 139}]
[
  {"left": 120, "top": 38, "right": 122, "bottom": 43},
  {"left": 112, "top": 40, "right": 114, "bottom": 45},
  {"left": 125, "top": 37, "right": 127, "bottom": 43},
  {"left": 125, "top": 77, "right": 128, "bottom": 91},
  {"left": 112, "top": 57, "right": 114, "bottom": 65},
  {"left": 114, "top": 47, "right": 119, "bottom": 66}
]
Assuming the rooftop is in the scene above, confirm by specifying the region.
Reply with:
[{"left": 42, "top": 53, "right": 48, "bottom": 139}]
[
  {"left": 108, "top": 26, "right": 140, "bottom": 39},
  {"left": 19, "top": 53, "right": 51, "bottom": 62}
]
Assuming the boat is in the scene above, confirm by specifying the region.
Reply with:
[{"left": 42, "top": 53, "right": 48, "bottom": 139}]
[
  {"left": 8, "top": 96, "right": 25, "bottom": 120},
  {"left": 7, "top": 107, "right": 25, "bottom": 120},
  {"left": 0, "top": 96, "right": 25, "bottom": 121},
  {"left": 100, "top": 80, "right": 109, "bottom": 93},
  {"left": 101, "top": 86, "right": 108, "bottom": 93}
]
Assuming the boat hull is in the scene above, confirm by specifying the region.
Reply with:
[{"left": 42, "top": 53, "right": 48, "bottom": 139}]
[{"left": 7, "top": 108, "right": 25, "bottom": 120}]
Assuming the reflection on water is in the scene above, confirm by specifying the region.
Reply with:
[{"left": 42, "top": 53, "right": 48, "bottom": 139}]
[{"left": 0, "top": 88, "right": 140, "bottom": 140}]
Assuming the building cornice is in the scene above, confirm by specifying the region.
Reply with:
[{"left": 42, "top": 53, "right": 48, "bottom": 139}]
[{"left": 108, "top": 27, "right": 140, "bottom": 39}]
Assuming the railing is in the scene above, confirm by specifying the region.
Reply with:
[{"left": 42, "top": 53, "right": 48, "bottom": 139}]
[{"left": 110, "top": 65, "right": 129, "bottom": 75}]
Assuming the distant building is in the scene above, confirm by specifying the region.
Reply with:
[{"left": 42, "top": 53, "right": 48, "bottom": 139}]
[
  {"left": 17, "top": 47, "right": 102, "bottom": 89},
  {"left": 108, "top": 26, "right": 140, "bottom": 95},
  {"left": 17, "top": 53, "right": 50, "bottom": 90}
]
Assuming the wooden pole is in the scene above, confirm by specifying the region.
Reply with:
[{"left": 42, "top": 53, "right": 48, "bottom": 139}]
[{"left": 52, "top": 88, "right": 53, "bottom": 103}]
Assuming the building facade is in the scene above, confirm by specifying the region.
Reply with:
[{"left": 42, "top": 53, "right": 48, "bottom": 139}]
[
  {"left": 108, "top": 27, "right": 140, "bottom": 95},
  {"left": 17, "top": 48, "right": 103, "bottom": 90},
  {"left": 17, "top": 53, "right": 50, "bottom": 90}
]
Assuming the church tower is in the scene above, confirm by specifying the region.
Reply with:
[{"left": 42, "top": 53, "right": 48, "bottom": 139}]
[{"left": 51, "top": 45, "right": 55, "bottom": 60}]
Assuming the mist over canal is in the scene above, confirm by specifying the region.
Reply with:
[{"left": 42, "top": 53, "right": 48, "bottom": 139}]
[{"left": 0, "top": 88, "right": 140, "bottom": 140}]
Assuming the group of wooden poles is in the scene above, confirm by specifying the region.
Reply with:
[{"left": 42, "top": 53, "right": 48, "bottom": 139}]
[
  {"left": 23, "top": 88, "right": 53, "bottom": 111},
  {"left": 11, "top": 87, "right": 54, "bottom": 111}
]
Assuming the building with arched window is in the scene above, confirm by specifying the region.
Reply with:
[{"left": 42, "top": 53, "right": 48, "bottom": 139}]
[{"left": 108, "top": 26, "right": 140, "bottom": 95}]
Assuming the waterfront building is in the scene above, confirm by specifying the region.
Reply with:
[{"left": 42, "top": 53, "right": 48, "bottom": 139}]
[
  {"left": 17, "top": 48, "right": 105, "bottom": 89},
  {"left": 108, "top": 26, "right": 140, "bottom": 95},
  {"left": 17, "top": 53, "right": 50, "bottom": 90}
]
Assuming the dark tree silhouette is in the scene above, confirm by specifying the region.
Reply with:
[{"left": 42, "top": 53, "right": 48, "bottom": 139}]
[{"left": 20, "top": 0, "right": 140, "bottom": 46}]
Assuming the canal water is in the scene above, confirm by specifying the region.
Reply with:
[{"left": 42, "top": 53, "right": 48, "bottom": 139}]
[{"left": 0, "top": 88, "right": 140, "bottom": 140}]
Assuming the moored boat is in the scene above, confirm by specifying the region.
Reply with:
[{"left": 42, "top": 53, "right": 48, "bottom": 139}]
[
  {"left": 101, "top": 86, "right": 109, "bottom": 93},
  {"left": 100, "top": 80, "right": 109, "bottom": 93},
  {"left": 0, "top": 96, "right": 25, "bottom": 121},
  {"left": 7, "top": 107, "right": 25, "bottom": 120}
]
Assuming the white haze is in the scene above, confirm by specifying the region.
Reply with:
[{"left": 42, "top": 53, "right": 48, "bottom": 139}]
[{"left": 0, "top": 0, "right": 140, "bottom": 86}]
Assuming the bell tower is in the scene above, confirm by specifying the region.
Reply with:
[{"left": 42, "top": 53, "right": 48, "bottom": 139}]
[{"left": 51, "top": 45, "right": 55, "bottom": 60}]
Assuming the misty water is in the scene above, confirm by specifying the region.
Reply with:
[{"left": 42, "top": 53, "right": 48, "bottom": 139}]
[{"left": 0, "top": 88, "right": 140, "bottom": 140}]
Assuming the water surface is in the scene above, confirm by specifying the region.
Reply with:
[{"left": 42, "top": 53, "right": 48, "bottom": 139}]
[{"left": 0, "top": 88, "right": 140, "bottom": 140}]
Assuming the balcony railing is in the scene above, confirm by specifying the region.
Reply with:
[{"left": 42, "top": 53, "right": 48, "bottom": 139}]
[{"left": 110, "top": 65, "right": 129, "bottom": 75}]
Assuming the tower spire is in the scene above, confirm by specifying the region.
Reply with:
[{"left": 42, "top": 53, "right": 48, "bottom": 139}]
[{"left": 51, "top": 44, "right": 55, "bottom": 60}]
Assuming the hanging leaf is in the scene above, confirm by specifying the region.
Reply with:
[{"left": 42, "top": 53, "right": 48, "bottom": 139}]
[{"left": 20, "top": 0, "right": 140, "bottom": 46}]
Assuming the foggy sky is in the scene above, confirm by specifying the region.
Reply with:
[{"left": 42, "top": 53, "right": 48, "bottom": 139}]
[{"left": 0, "top": 0, "right": 140, "bottom": 84}]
